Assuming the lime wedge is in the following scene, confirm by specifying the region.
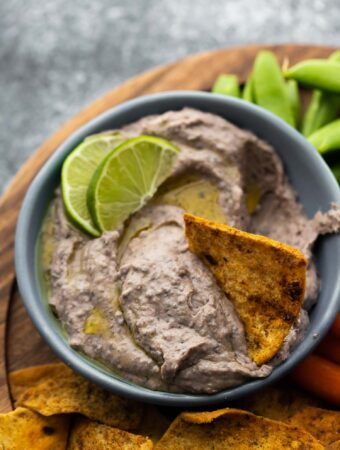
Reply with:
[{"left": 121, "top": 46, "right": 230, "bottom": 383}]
[
  {"left": 61, "top": 133, "right": 123, "bottom": 237},
  {"left": 87, "top": 136, "right": 180, "bottom": 232},
  {"left": 84, "top": 130, "right": 121, "bottom": 143}
]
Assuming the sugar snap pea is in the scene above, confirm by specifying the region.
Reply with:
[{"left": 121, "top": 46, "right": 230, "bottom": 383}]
[
  {"left": 308, "top": 118, "right": 340, "bottom": 153},
  {"left": 212, "top": 74, "right": 240, "bottom": 97},
  {"left": 242, "top": 75, "right": 254, "bottom": 102},
  {"left": 286, "top": 79, "right": 301, "bottom": 127},
  {"left": 301, "top": 51, "right": 340, "bottom": 137},
  {"left": 285, "top": 59, "right": 340, "bottom": 93},
  {"left": 328, "top": 50, "right": 340, "bottom": 62},
  {"left": 331, "top": 163, "right": 340, "bottom": 184},
  {"left": 252, "top": 51, "right": 295, "bottom": 127},
  {"left": 302, "top": 90, "right": 339, "bottom": 137}
]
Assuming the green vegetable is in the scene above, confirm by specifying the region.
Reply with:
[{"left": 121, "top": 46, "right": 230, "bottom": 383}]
[
  {"left": 252, "top": 51, "right": 295, "bottom": 127},
  {"left": 331, "top": 163, "right": 340, "bottom": 184},
  {"left": 302, "top": 91, "right": 339, "bottom": 137},
  {"left": 286, "top": 79, "right": 301, "bottom": 127},
  {"left": 285, "top": 59, "right": 340, "bottom": 93},
  {"left": 301, "top": 51, "right": 340, "bottom": 137},
  {"left": 212, "top": 74, "right": 240, "bottom": 97},
  {"left": 242, "top": 75, "right": 254, "bottom": 102},
  {"left": 308, "top": 118, "right": 340, "bottom": 153},
  {"left": 329, "top": 50, "right": 340, "bottom": 61}
]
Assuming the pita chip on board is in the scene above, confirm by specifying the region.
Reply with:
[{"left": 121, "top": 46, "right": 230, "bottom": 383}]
[
  {"left": 0, "top": 407, "right": 69, "bottom": 450},
  {"left": 155, "top": 408, "right": 323, "bottom": 449},
  {"left": 68, "top": 417, "right": 153, "bottom": 450},
  {"left": 13, "top": 363, "right": 143, "bottom": 430}
]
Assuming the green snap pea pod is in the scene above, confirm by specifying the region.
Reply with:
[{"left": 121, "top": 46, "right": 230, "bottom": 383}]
[
  {"left": 252, "top": 51, "right": 295, "bottom": 127},
  {"left": 286, "top": 79, "right": 301, "bottom": 127},
  {"left": 302, "top": 90, "right": 339, "bottom": 137},
  {"left": 211, "top": 74, "right": 240, "bottom": 97},
  {"left": 308, "top": 118, "right": 340, "bottom": 153},
  {"left": 331, "top": 162, "right": 340, "bottom": 184},
  {"left": 285, "top": 59, "right": 340, "bottom": 93},
  {"left": 301, "top": 51, "right": 340, "bottom": 137},
  {"left": 328, "top": 49, "right": 340, "bottom": 64},
  {"left": 242, "top": 74, "right": 254, "bottom": 102}
]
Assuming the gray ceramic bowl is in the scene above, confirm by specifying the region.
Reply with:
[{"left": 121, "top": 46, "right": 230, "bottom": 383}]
[{"left": 15, "top": 91, "right": 340, "bottom": 407}]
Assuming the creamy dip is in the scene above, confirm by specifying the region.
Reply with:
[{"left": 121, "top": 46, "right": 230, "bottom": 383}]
[{"left": 39, "top": 108, "right": 340, "bottom": 394}]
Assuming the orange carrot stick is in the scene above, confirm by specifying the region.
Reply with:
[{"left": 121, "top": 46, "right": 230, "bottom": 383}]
[
  {"left": 330, "top": 313, "right": 340, "bottom": 339},
  {"left": 289, "top": 354, "right": 340, "bottom": 405},
  {"left": 315, "top": 334, "right": 340, "bottom": 366}
]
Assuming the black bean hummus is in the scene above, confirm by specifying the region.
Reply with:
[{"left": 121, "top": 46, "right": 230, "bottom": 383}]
[{"left": 39, "top": 109, "right": 340, "bottom": 394}]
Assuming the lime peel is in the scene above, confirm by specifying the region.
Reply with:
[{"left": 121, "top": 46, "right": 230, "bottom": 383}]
[
  {"left": 61, "top": 133, "right": 124, "bottom": 237},
  {"left": 87, "top": 136, "right": 180, "bottom": 232}
]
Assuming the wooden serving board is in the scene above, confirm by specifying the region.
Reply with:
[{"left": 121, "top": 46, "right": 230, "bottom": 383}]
[{"left": 0, "top": 44, "right": 334, "bottom": 413}]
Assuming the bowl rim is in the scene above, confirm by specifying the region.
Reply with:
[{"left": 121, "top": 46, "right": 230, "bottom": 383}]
[{"left": 15, "top": 91, "right": 340, "bottom": 406}]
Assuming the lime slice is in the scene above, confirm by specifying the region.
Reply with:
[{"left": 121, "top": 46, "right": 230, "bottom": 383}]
[
  {"left": 88, "top": 136, "right": 180, "bottom": 232},
  {"left": 61, "top": 133, "right": 123, "bottom": 237},
  {"left": 84, "top": 130, "right": 121, "bottom": 143}
]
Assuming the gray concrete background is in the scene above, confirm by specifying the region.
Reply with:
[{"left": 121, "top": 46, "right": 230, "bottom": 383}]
[{"left": 1, "top": 0, "right": 339, "bottom": 193}]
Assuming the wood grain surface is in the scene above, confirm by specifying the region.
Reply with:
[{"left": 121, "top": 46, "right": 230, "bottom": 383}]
[{"left": 0, "top": 44, "right": 334, "bottom": 412}]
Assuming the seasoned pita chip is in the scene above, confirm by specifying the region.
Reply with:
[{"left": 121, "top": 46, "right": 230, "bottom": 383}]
[
  {"left": 68, "top": 417, "right": 153, "bottom": 449},
  {"left": 286, "top": 406, "right": 340, "bottom": 447},
  {"left": 0, "top": 407, "right": 69, "bottom": 450},
  {"left": 14, "top": 364, "right": 143, "bottom": 430},
  {"left": 235, "top": 384, "right": 339, "bottom": 446},
  {"left": 327, "top": 440, "right": 340, "bottom": 449},
  {"left": 235, "top": 383, "right": 323, "bottom": 421},
  {"left": 134, "top": 405, "right": 172, "bottom": 444},
  {"left": 184, "top": 213, "right": 307, "bottom": 365},
  {"left": 10, "top": 363, "right": 73, "bottom": 402},
  {"left": 155, "top": 408, "right": 323, "bottom": 449}
]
